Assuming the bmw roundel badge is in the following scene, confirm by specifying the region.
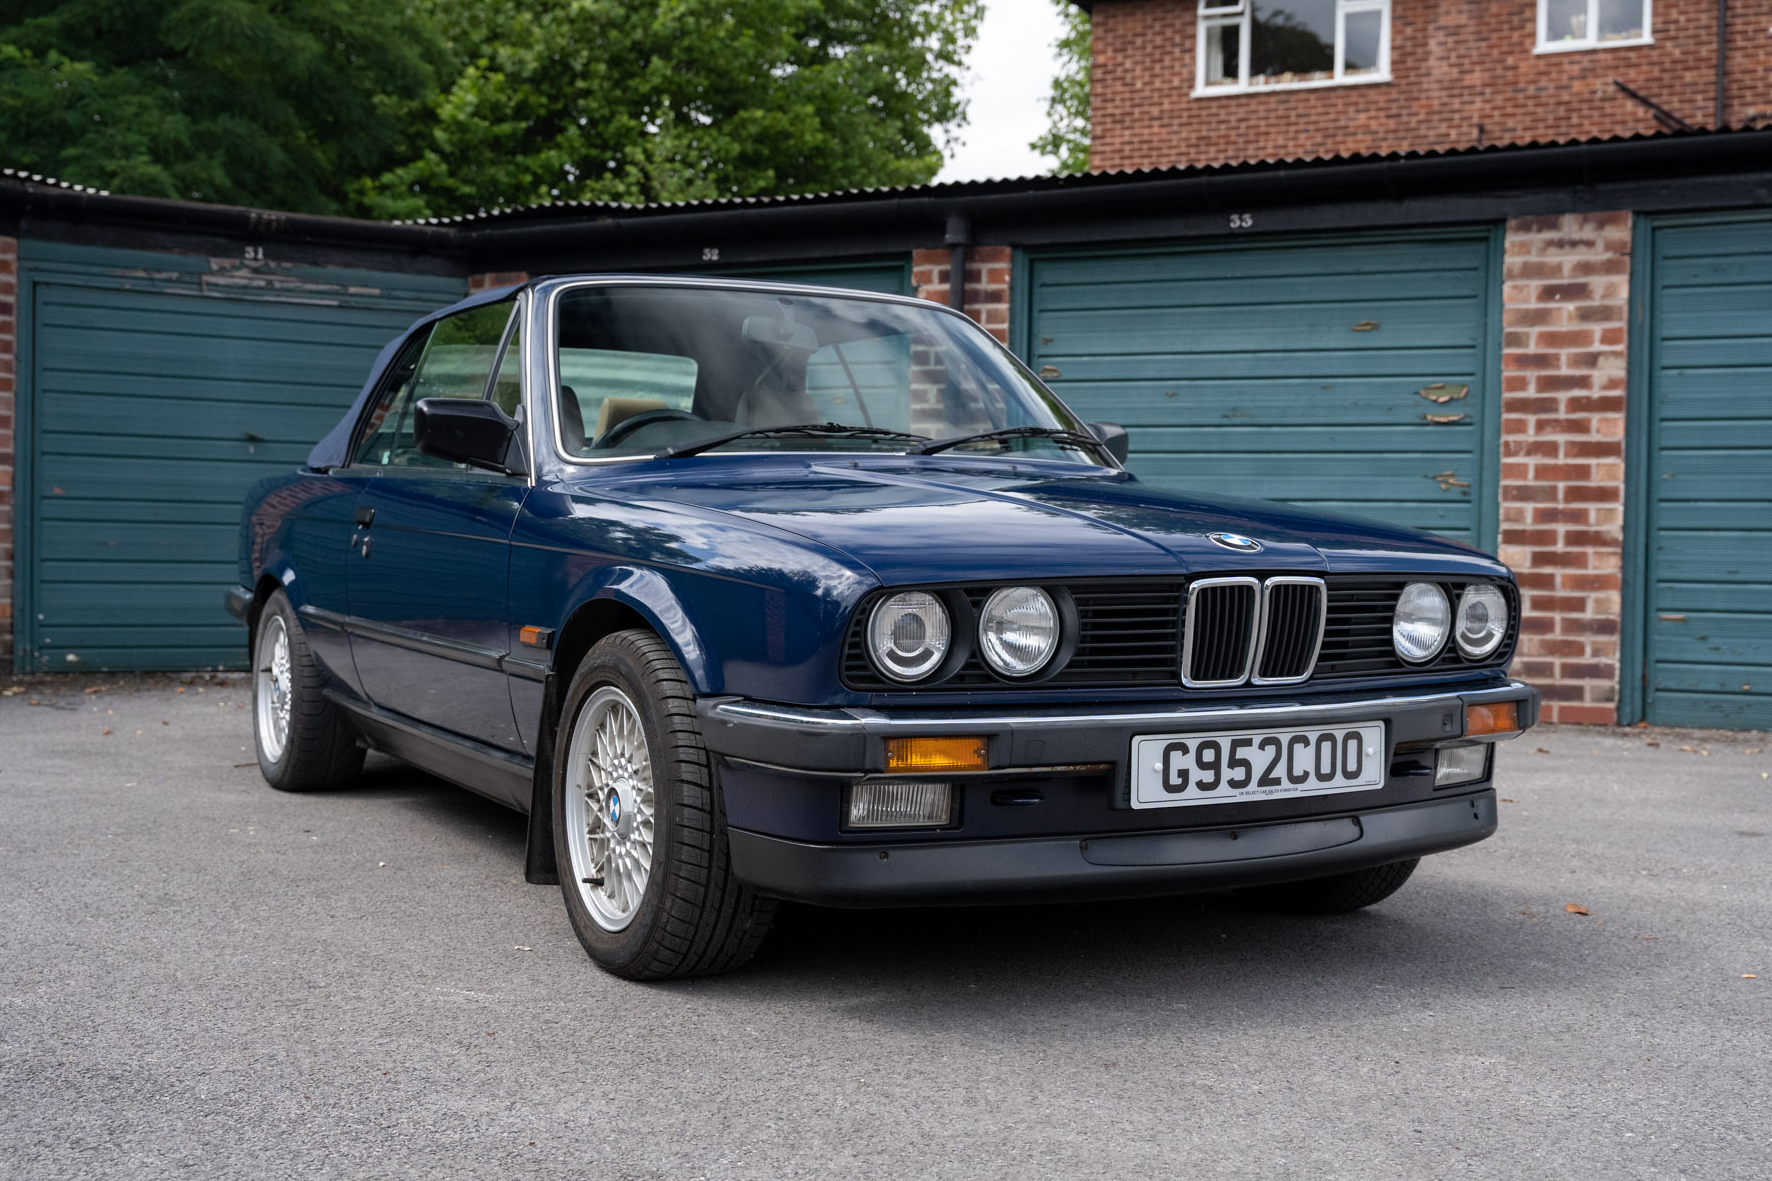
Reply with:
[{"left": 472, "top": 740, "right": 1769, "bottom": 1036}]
[{"left": 1208, "top": 531, "right": 1263, "bottom": 553}]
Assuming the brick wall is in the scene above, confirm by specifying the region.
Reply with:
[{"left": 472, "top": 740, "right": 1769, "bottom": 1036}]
[
  {"left": 469, "top": 270, "right": 529, "bottom": 294},
  {"left": 1090, "top": 0, "right": 1762, "bottom": 171},
  {"left": 0, "top": 236, "right": 14, "bottom": 673},
  {"left": 911, "top": 246, "right": 1012, "bottom": 344},
  {"left": 1497, "top": 213, "right": 1632, "bottom": 725}
]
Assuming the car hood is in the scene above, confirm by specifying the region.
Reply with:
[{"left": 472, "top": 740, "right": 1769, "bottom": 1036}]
[{"left": 580, "top": 456, "right": 1505, "bottom": 586}]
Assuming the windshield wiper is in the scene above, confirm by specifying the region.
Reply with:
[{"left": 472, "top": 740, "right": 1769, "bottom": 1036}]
[
  {"left": 656, "top": 422, "right": 927, "bottom": 460},
  {"left": 910, "top": 425, "right": 1105, "bottom": 458}
]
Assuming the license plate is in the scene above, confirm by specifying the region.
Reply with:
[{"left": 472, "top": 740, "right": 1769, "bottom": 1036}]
[{"left": 1130, "top": 722, "right": 1386, "bottom": 809}]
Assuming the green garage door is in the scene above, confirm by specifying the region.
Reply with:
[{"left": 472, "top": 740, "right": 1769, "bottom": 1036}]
[
  {"left": 1641, "top": 216, "right": 1772, "bottom": 729},
  {"left": 1024, "top": 231, "right": 1499, "bottom": 546},
  {"left": 19, "top": 242, "right": 465, "bottom": 672}
]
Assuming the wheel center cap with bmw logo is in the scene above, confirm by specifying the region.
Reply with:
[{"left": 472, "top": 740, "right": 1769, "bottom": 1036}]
[{"left": 1208, "top": 531, "right": 1263, "bottom": 553}]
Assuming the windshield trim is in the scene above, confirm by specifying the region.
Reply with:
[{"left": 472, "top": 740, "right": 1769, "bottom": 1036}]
[{"left": 539, "top": 277, "right": 1072, "bottom": 469}]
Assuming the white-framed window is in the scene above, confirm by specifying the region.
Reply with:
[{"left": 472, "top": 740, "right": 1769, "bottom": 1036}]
[
  {"left": 1195, "top": 0, "right": 1391, "bottom": 96},
  {"left": 1536, "top": 0, "right": 1652, "bottom": 52}
]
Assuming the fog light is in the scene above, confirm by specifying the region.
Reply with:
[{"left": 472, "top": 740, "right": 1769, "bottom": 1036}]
[
  {"left": 847, "top": 781, "right": 954, "bottom": 829},
  {"left": 1466, "top": 701, "right": 1520, "bottom": 738},
  {"left": 1435, "top": 745, "right": 1490, "bottom": 788},
  {"left": 885, "top": 736, "right": 988, "bottom": 773}
]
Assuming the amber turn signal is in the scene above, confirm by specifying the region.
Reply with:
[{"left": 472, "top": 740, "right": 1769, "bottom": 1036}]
[
  {"left": 1465, "top": 701, "right": 1520, "bottom": 738},
  {"left": 885, "top": 736, "right": 989, "bottom": 773}
]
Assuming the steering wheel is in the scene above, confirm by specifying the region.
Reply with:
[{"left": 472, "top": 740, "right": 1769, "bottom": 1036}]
[{"left": 591, "top": 408, "right": 700, "bottom": 450}]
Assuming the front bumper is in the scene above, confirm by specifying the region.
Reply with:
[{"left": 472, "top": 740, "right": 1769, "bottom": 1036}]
[
  {"left": 700, "top": 679, "right": 1537, "bottom": 906},
  {"left": 731, "top": 790, "right": 1496, "bottom": 906}
]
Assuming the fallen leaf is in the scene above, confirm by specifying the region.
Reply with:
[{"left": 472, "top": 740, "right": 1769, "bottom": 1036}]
[
  {"left": 176, "top": 687, "right": 186, "bottom": 694},
  {"left": 1517, "top": 909, "right": 1537, "bottom": 918},
  {"left": 1501, "top": 798, "right": 1517, "bottom": 803},
  {"left": 28, "top": 699, "right": 40, "bottom": 707},
  {"left": 101, "top": 730, "right": 112, "bottom": 736},
  {"left": 83, "top": 685, "right": 108, "bottom": 695},
  {"left": 1566, "top": 903, "right": 1590, "bottom": 916},
  {"left": 1636, "top": 935, "right": 1657, "bottom": 941},
  {"left": 232, "top": 762, "right": 256, "bottom": 768},
  {"left": 1679, "top": 745, "right": 1697, "bottom": 753},
  {"left": 1746, "top": 748, "right": 1763, "bottom": 755},
  {"left": 161, "top": 721, "right": 169, "bottom": 726},
  {"left": 0, "top": 686, "right": 23, "bottom": 697},
  {"left": 1744, "top": 975, "right": 1759, "bottom": 980},
  {"left": 1645, "top": 740, "right": 1660, "bottom": 748},
  {"left": 1535, "top": 747, "right": 1550, "bottom": 754}
]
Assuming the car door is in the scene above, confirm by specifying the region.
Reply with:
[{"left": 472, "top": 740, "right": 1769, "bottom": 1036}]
[{"left": 344, "top": 297, "right": 529, "bottom": 751}]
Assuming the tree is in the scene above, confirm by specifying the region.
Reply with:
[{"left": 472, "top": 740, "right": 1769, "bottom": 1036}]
[
  {"left": 355, "top": 0, "right": 984, "bottom": 220},
  {"left": 1031, "top": 0, "right": 1089, "bottom": 175},
  {"left": 0, "top": 0, "right": 447, "bottom": 213}
]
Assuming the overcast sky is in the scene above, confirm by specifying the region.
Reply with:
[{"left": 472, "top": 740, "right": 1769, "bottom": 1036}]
[{"left": 934, "top": 0, "right": 1070, "bottom": 184}]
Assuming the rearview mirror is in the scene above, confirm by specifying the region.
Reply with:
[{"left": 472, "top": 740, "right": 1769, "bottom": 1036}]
[
  {"left": 414, "top": 398, "right": 524, "bottom": 474},
  {"left": 1087, "top": 421, "right": 1130, "bottom": 464}
]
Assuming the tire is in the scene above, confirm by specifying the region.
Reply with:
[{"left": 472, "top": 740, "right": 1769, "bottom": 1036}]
[
  {"left": 1238, "top": 858, "right": 1420, "bottom": 915},
  {"left": 552, "top": 630, "right": 776, "bottom": 980},
  {"left": 252, "top": 589, "right": 365, "bottom": 792}
]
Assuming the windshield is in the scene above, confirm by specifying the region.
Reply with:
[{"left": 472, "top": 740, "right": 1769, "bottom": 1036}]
[{"left": 552, "top": 285, "right": 1105, "bottom": 464}]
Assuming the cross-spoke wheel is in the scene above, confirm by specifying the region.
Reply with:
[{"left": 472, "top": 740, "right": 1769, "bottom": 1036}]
[
  {"left": 552, "top": 630, "right": 776, "bottom": 979},
  {"left": 564, "top": 686, "right": 657, "bottom": 931},
  {"left": 251, "top": 589, "right": 364, "bottom": 792}
]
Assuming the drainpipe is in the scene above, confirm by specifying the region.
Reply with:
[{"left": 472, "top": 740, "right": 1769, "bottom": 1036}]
[
  {"left": 944, "top": 212, "right": 971, "bottom": 314},
  {"left": 1715, "top": 0, "right": 1728, "bottom": 128}
]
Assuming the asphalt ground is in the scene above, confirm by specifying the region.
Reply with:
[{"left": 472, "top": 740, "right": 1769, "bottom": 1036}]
[{"left": 1, "top": 675, "right": 1768, "bottom": 1180}]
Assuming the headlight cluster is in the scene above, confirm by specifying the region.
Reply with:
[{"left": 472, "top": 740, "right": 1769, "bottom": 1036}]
[
  {"left": 866, "top": 586, "right": 1063, "bottom": 684},
  {"left": 1391, "top": 582, "right": 1510, "bottom": 664}
]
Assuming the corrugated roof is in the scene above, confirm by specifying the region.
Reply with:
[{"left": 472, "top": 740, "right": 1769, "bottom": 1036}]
[
  {"left": 0, "top": 167, "right": 110, "bottom": 196},
  {"left": 389, "top": 126, "right": 1759, "bottom": 227}
]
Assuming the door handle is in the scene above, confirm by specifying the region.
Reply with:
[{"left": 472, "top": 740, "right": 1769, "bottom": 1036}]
[{"left": 354, "top": 506, "right": 376, "bottom": 527}]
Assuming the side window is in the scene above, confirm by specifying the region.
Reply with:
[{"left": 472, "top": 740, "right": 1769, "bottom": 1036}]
[
  {"left": 489, "top": 318, "right": 522, "bottom": 418},
  {"left": 353, "top": 302, "right": 514, "bottom": 468}
]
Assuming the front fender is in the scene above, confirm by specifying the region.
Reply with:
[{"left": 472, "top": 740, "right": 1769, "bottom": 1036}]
[{"left": 557, "top": 564, "right": 714, "bottom": 692}]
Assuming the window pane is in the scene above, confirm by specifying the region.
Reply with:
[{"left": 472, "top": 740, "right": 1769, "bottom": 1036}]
[
  {"left": 556, "top": 349, "right": 700, "bottom": 452},
  {"left": 1596, "top": 0, "right": 1646, "bottom": 41},
  {"left": 1250, "top": 0, "right": 1336, "bottom": 86},
  {"left": 354, "top": 302, "right": 511, "bottom": 468},
  {"left": 1544, "top": 0, "right": 1587, "bottom": 42},
  {"left": 1343, "top": 8, "right": 1382, "bottom": 74},
  {"left": 1203, "top": 19, "right": 1241, "bottom": 86},
  {"left": 489, "top": 321, "right": 522, "bottom": 417}
]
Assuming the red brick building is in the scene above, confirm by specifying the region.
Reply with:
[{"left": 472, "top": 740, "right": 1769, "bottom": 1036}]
[{"left": 1082, "top": 0, "right": 1768, "bottom": 169}]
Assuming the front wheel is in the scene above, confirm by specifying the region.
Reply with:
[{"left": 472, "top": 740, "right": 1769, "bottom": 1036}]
[
  {"left": 553, "top": 630, "right": 776, "bottom": 979},
  {"left": 1238, "top": 858, "right": 1420, "bottom": 914}
]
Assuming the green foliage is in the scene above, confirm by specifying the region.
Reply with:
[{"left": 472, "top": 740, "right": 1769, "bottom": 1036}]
[
  {"left": 0, "top": 0, "right": 447, "bottom": 213},
  {"left": 355, "top": 0, "right": 983, "bottom": 220},
  {"left": 1031, "top": 0, "right": 1090, "bottom": 175}
]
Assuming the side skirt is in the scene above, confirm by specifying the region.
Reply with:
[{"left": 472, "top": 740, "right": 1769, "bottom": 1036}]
[{"left": 324, "top": 690, "right": 534, "bottom": 814}]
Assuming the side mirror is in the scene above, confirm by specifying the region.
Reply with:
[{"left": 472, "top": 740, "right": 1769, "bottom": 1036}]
[
  {"left": 1087, "top": 421, "right": 1130, "bottom": 464},
  {"left": 414, "top": 398, "right": 524, "bottom": 474}
]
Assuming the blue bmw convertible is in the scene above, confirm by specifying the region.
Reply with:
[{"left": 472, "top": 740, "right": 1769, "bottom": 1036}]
[{"left": 228, "top": 276, "right": 1538, "bottom": 979}]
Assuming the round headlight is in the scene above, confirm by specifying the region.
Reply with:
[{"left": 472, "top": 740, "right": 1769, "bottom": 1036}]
[
  {"left": 1393, "top": 582, "right": 1451, "bottom": 664},
  {"left": 978, "top": 587, "right": 1060, "bottom": 677},
  {"left": 867, "top": 591, "right": 951, "bottom": 682},
  {"left": 1455, "top": 583, "right": 1509, "bottom": 659}
]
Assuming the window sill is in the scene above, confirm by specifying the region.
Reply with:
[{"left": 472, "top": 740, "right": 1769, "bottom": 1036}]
[
  {"left": 1533, "top": 37, "right": 1654, "bottom": 54},
  {"left": 1191, "top": 73, "right": 1391, "bottom": 99}
]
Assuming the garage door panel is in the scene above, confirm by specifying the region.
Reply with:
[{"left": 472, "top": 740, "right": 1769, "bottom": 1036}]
[
  {"left": 1643, "top": 217, "right": 1772, "bottom": 727},
  {"left": 1029, "top": 233, "right": 1494, "bottom": 546},
  {"left": 1033, "top": 242, "right": 1482, "bottom": 285},
  {"left": 1654, "top": 368, "right": 1772, "bottom": 415},
  {"left": 1038, "top": 301, "right": 1484, "bottom": 351},
  {"left": 1043, "top": 347, "right": 1481, "bottom": 383},
  {"left": 1032, "top": 270, "right": 1483, "bottom": 312},
  {"left": 40, "top": 393, "right": 348, "bottom": 445},
  {"left": 25, "top": 256, "right": 466, "bottom": 671},
  {"left": 1051, "top": 378, "right": 1476, "bottom": 425},
  {"left": 1130, "top": 424, "right": 1477, "bottom": 453},
  {"left": 1650, "top": 614, "right": 1772, "bottom": 666}
]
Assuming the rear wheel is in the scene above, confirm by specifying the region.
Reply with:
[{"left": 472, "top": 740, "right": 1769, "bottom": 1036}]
[
  {"left": 1238, "top": 858, "right": 1420, "bottom": 914},
  {"left": 553, "top": 630, "right": 776, "bottom": 979},
  {"left": 252, "top": 590, "right": 364, "bottom": 792}
]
